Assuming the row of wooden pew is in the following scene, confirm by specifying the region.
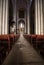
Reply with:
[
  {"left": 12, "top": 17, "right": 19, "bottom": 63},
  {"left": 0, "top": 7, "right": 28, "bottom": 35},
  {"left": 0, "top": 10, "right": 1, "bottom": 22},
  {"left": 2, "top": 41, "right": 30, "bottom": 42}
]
[
  {"left": 0, "top": 34, "right": 20, "bottom": 64},
  {"left": 23, "top": 34, "right": 44, "bottom": 59}
]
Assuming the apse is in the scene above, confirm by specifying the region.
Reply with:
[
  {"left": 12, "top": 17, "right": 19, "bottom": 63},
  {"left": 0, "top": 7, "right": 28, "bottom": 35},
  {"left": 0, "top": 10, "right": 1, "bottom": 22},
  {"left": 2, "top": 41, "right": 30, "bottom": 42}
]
[{"left": 18, "top": 20, "right": 25, "bottom": 34}]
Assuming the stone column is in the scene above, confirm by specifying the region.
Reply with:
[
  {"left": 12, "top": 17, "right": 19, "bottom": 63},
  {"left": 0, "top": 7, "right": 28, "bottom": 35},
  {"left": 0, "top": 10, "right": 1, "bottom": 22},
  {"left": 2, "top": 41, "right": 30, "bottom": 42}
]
[
  {"left": 0, "top": 0, "right": 2, "bottom": 34},
  {"left": 1, "top": 0, "right": 9, "bottom": 34},
  {"left": 37, "top": 0, "right": 41, "bottom": 34},
  {"left": 27, "top": 0, "right": 30, "bottom": 34},
  {"left": 5, "top": 0, "right": 9, "bottom": 34},
  {"left": 2, "top": 0, "right": 5, "bottom": 34},
  {"left": 13, "top": 0, "right": 17, "bottom": 34},
  {"left": 25, "top": 20, "right": 26, "bottom": 34},
  {"left": 40, "top": 0, "right": 43, "bottom": 34},
  {"left": 35, "top": 0, "right": 38, "bottom": 34},
  {"left": 25, "top": 11, "right": 27, "bottom": 34},
  {"left": 13, "top": 0, "right": 16, "bottom": 34},
  {"left": 35, "top": 0, "right": 41, "bottom": 34},
  {"left": 35, "top": 0, "right": 43, "bottom": 35},
  {"left": 13, "top": 0, "right": 16, "bottom": 22}
]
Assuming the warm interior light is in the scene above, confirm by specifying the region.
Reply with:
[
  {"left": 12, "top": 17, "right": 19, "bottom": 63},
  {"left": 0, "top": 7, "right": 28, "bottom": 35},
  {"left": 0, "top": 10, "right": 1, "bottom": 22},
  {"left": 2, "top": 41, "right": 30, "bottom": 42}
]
[{"left": 21, "top": 23, "right": 22, "bottom": 28}]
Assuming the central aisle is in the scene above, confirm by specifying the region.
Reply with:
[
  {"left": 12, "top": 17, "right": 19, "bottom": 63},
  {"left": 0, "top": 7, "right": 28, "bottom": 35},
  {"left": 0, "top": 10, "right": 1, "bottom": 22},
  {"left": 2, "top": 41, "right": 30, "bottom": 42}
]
[{"left": 2, "top": 34, "right": 44, "bottom": 65}]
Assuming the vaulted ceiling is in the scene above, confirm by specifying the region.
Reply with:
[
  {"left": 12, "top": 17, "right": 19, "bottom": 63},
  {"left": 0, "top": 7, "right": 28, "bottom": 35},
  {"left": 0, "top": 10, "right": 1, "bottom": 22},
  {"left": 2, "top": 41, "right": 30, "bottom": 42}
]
[{"left": 12, "top": 0, "right": 32, "bottom": 9}]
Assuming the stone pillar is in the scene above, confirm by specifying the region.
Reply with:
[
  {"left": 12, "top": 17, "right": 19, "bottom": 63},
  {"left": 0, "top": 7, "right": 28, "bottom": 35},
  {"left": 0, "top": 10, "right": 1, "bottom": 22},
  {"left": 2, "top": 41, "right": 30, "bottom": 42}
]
[
  {"left": 35, "top": 0, "right": 43, "bottom": 35},
  {"left": 37, "top": 0, "right": 41, "bottom": 34},
  {"left": 35, "top": 0, "right": 41, "bottom": 34},
  {"left": 13, "top": 0, "right": 16, "bottom": 34},
  {"left": 5, "top": 0, "right": 9, "bottom": 34},
  {"left": 13, "top": 0, "right": 16, "bottom": 22},
  {"left": 40, "top": 0, "right": 43, "bottom": 34},
  {"left": 1, "top": 0, "right": 9, "bottom": 34},
  {"left": 27, "top": 0, "right": 30, "bottom": 34},
  {"left": 25, "top": 11, "right": 26, "bottom": 34},
  {"left": 35, "top": 0, "right": 38, "bottom": 34},
  {"left": 0, "top": 0, "right": 2, "bottom": 35},
  {"left": 0, "top": 0, "right": 8, "bottom": 34},
  {"left": 2, "top": 0, "right": 5, "bottom": 34},
  {"left": 15, "top": 0, "right": 17, "bottom": 34},
  {"left": 25, "top": 20, "right": 26, "bottom": 34}
]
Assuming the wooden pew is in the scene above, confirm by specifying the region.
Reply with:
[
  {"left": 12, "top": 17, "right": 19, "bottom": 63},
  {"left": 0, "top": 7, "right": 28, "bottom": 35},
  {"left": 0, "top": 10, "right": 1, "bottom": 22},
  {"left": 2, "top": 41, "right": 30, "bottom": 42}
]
[
  {"left": 0, "top": 34, "right": 20, "bottom": 64},
  {"left": 0, "top": 35, "right": 10, "bottom": 53},
  {"left": 9, "top": 34, "right": 20, "bottom": 48},
  {"left": 0, "top": 34, "right": 20, "bottom": 52},
  {"left": 0, "top": 35, "right": 10, "bottom": 64},
  {"left": 31, "top": 35, "right": 37, "bottom": 48},
  {"left": 23, "top": 34, "right": 44, "bottom": 58},
  {"left": 36, "top": 35, "right": 44, "bottom": 58},
  {"left": 9, "top": 34, "right": 15, "bottom": 48},
  {"left": 0, "top": 34, "right": 15, "bottom": 64},
  {"left": 0, "top": 46, "right": 6, "bottom": 64}
]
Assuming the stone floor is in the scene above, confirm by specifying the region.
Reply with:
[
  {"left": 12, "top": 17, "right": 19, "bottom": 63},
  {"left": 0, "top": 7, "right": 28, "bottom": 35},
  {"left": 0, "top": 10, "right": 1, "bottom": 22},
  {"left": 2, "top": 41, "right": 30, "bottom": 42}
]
[{"left": 2, "top": 34, "right": 44, "bottom": 65}]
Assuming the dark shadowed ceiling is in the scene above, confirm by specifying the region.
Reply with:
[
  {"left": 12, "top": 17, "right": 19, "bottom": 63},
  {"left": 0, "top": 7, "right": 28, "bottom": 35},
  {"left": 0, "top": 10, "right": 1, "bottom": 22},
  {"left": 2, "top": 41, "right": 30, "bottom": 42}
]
[{"left": 12, "top": 0, "right": 32, "bottom": 9}]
